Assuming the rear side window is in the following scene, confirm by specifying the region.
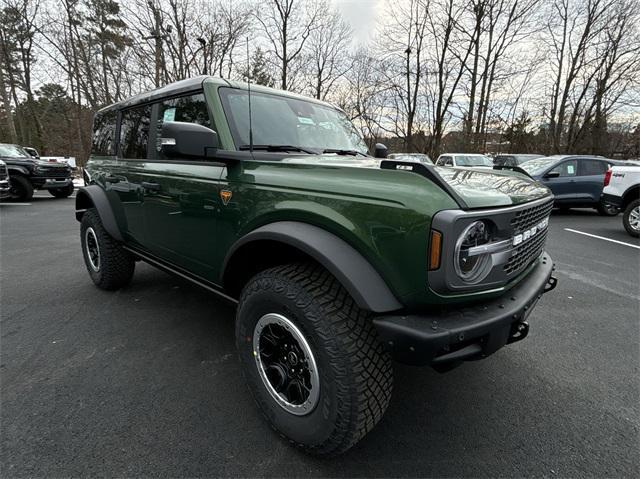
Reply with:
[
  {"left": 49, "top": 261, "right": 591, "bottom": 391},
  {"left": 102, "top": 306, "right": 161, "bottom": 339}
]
[
  {"left": 580, "top": 159, "right": 608, "bottom": 176},
  {"left": 91, "top": 110, "right": 117, "bottom": 155},
  {"left": 550, "top": 160, "right": 577, "bottom": 177},
  {"left": 119, "top": 105, "right": 151, "bottom": 159}
]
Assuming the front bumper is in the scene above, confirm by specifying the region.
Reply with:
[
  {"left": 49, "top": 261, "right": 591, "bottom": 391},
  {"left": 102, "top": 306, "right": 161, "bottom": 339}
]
[
  {"left": 33, "top": 177, "right": 73, "bottom": 189},
  {"left": 373, "top": 252, "right": 557, "bottom": 367}
]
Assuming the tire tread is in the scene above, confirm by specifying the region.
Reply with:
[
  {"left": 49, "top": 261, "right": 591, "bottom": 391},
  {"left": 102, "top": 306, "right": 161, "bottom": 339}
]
[
  {"left": 238, "top": 262, "right": 393, "bottom": 456},
  {"left": 81, "top": 209, "right": 134, "bottom": 290}
]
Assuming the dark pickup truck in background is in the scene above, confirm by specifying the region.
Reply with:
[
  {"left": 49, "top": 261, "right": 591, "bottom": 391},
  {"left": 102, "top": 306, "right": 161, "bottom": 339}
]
[{"left": 0, "top": 143, "right": 74, "bottom": 201}]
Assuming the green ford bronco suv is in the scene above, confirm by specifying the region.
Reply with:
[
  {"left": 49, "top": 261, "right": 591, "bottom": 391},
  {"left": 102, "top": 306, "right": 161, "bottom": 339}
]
[{"left": 76, "top": 76, "right": 557, "bottom": 456}]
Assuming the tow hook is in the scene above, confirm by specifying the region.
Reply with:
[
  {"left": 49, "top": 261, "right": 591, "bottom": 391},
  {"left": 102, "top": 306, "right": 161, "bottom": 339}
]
[
  {"left": 544, "top": 275, "right": 558, "bottom": 294},
  {"left": 507, "top": 321, "right": 529, "bottom": 344}
]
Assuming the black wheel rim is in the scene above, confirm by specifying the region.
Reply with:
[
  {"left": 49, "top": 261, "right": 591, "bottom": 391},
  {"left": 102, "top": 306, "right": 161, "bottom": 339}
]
[
  {"left": 84, "top": 227, "right": 101, "bottom": 271},
  {"left": 253, "top": 313, "right": 320, "bottom": 416}
]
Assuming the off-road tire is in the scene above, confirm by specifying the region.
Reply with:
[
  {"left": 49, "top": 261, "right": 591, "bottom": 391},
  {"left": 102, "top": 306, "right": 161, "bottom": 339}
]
[
  {"left": 236, "top": 262, "right": 393, "bottom": 457},
  {"left": 80, "top": 208, "right": 135, "bottom": 290},
  {"left": 9, "top": 175, "right": 33, "bottom": 202},
  {"left": 597, "top": 202, "right": 619, "bottom": 216},
  {"left": 623, "top": 199, "right": 640, "bottom": 238},
  {"left": 50, "top": 184, "right": 74, "bottom": 198}
]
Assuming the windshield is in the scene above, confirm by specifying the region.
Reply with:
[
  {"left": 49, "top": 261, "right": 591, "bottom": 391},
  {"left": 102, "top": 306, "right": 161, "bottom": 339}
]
[
  {"left": 0, "top": 144, "right": 30, "bottom": 158},
  {"left": 219, "top": 88, "right": 368, "bottom": 155},
  {"left": 520, "top": 157, "right": 558, "bottom": 175},
  {"left": 456, "top": 155, "right": 492, "bottom": 167}
]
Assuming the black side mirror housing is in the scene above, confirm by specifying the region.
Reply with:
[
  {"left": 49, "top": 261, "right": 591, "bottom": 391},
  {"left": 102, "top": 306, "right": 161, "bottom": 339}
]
[
  {"left": 374, "top": 143, "right": 388, "bottom": 158},
  {"left": 160, "top": 121, "right": 219, "bottom": 158},
  {"left": 544, "top": 171, "right": 560, "bottom": 179}
]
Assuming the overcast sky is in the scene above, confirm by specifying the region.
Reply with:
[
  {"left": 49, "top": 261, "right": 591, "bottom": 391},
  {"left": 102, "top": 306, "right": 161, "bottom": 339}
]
[{"left": 332, "top": 0, "right": 385, "bottom": 44}]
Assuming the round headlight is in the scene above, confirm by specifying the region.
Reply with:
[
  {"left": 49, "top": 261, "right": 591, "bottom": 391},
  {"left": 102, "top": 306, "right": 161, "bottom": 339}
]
[{"left": 454, "top": 220, "right": 493, "bottom": 283}]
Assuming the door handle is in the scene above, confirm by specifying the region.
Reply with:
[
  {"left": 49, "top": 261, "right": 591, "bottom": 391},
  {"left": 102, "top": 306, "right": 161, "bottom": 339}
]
[
  {"left": 142, "top": 181, "right": 161, "bottom": 191},
  {"left": 104, "top": 175, "right": 121, "bottom": 183}
]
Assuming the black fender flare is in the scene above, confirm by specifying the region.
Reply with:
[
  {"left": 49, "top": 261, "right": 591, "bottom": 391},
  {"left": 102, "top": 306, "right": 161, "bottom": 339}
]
[
  {"left": 6, "top": 165, "right": 30, "bottom": 176},
  {"left": 222, "top": 221, "right": 403, "bottom": 313},
  {"left": 75, "top": 185, "right": 124, "bottom": 242}
]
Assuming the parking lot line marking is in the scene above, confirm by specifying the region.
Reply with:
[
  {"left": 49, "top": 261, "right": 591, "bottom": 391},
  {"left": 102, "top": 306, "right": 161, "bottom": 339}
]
[
  {"left": 564, "top": 228, "right": 640, "bottom": 250},
  {"left": 0, "top": 202, "right": 31, "bottom": 206}
]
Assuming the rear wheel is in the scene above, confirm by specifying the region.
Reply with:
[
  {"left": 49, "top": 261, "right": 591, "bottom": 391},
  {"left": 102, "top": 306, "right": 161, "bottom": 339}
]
[
  {"left": 50, "top": 184, "right": 74, "bottom": 198},
  {"left": 597, "top": 202, "right": 619, "bottom": 216},
  {"left": 80, "top": 208, "right": 135, "bottom": 290},
  {"left": 623, "top": 199, "right": 640, "bottom": 237},
  {"left": 236, "top": 262, "right": 393, "bottom": 456},
  {"left": 8, "top": 175, "right": 33, "bottom": 202}
]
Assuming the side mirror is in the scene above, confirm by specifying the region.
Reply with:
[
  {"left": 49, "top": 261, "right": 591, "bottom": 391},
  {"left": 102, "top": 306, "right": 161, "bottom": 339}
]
[
  {"left": 374, "top": 143, "right": 388, "bottom": 158},
  {"left": 160, "top": 121, "right": 219, "bottom": 158},
  {"left": 544, "top": 171, "right": 560, "bottom": 179}
]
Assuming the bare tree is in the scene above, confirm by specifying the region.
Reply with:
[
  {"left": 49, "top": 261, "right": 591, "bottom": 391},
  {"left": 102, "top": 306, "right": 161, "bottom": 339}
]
[
  {"left": 255, "top": 0, "right": 320, "bottom": 91},
  {"left": 304, "top": 2, "right": 352, "bottom": 100},
  {"left": 375, "top": 0, "right": 431, "bottom": 151}
]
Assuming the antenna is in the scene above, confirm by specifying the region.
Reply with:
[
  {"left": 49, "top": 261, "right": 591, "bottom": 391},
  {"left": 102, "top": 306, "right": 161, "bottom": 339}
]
[{"left": 246, "top": 37, "right": 254, "bottom": 159}]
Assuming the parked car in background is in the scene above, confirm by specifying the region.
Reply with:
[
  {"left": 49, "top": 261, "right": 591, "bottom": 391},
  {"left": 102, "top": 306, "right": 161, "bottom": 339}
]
[
  {"left": 387, "top": 152, "right": 432, "bottom": 163},
  {"left": 22, "top": 146, "right": 78, "bottom": 169},
  {"left": 0, "top": 143, "right": 74, "bottom": 201},
  {"left": 602, "top": 164, "right": 640, "bottom": 237},
  {"left": 519, "top": 155, "right": 623, "bottom": 216},
  {"left": 0, "top": 160, "right": 10, "bottom": 200},
  {"left": 435, "top": 153, "right": 493, "bottom": 168},
  {"left": 494, "top": 153, "right": 543, "bottom": 167},
  {"left": 41, "top": 156, "right": 77, "bottom": 168}
]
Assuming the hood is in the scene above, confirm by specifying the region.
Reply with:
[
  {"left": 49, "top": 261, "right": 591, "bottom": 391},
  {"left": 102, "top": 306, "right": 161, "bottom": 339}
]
[
  {"left": 434, "top": 166, "right": 550, "bottom": 208},
  {"left": 280, "top": 155, "right": 551, "bottom": 209}
]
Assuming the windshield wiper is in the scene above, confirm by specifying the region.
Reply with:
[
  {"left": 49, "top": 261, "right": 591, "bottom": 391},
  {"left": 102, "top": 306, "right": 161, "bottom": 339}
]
[
  {"left": 239, "top": 144, "right": 317, "bottom": 154},
  {"left": 322, "top": 148, "right": 367, "bottom": 157}
]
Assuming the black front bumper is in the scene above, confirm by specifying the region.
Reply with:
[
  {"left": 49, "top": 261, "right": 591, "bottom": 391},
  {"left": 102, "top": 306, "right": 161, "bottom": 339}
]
[
  {"left": 373, "top": 253, "right": 557, "bottom": 367},
  {"left": 32, "top": 177, "right": 73, "bottom": 189}
]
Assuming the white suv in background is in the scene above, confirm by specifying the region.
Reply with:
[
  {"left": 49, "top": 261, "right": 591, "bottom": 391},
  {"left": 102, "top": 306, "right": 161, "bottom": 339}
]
[
  {"left": 602, "top": 164, "right": 640, "bottom": 237},
  {"left": 435, "top": 153, "right": 493, "bottom": 168}
]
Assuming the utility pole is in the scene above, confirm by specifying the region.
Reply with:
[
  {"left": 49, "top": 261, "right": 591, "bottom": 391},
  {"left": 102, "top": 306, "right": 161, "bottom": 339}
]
[{"left": 143, "top": 1, "right": 169, "bottom": 88}]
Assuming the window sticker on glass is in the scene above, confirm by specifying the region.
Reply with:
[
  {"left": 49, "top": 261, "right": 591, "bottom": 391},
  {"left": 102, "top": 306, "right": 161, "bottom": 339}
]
[
  {"left": 566, "top": 164, "right": 575, "bottom": 175},
  {"left": 163, "top": 108, "right": 176, "bottom": 122},
  {"left": 298, "top": 117, "right": 315, "bottom": 125}
]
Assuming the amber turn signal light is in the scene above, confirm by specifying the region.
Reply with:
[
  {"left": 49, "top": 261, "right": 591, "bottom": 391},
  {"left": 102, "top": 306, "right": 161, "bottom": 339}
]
[{"left": 429, "top": 230, "right": 442, "bottom": 270}]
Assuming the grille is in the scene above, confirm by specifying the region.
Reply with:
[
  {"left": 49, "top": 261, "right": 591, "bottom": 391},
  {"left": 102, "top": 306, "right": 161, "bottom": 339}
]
[
  {"left": 39, "top": 166, "right": 69, "bottom": 178},
  {"left": 505, "top": 228, "right": 548, "bottom": 275},
  {"left": 0, "top": 165, "right": 7, "bottom": 180},
  {"left": 510, "top": 199, "right": 553, "bottom": 233}
]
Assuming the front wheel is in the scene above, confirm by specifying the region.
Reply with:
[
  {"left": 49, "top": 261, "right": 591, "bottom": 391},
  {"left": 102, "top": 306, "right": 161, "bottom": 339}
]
[
  {"left": 9, "top": 175, "right": 33, "bottom": 202},
  {"left": 236, "top": 263, "right": 393, "bottom": 456},
  {"left": 623, "top": 199, "right": 640, "bottom": 237},
  {"left": 597, "top": 202, "right": 619, "bottom": 216},
  {"left": 80, "top": 208, "right": 135, "bottom": 290},
  {"left": 50, "top": 183, "right": 74, "bottom": 198}
]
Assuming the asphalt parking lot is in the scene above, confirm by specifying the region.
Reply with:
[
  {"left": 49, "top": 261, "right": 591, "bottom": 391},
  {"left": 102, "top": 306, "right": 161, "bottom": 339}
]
[{"left": 1, "top": 193, "right": 639, "bottom": 478}]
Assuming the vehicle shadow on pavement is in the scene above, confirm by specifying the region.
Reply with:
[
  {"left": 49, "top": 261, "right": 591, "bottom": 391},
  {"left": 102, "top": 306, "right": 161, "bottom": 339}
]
[
  {"left": 119, "top": 270, "right": 632, "bottom": 478},
  {"left": 5, "top": 261, "right": 634, "bottom": 477}
]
